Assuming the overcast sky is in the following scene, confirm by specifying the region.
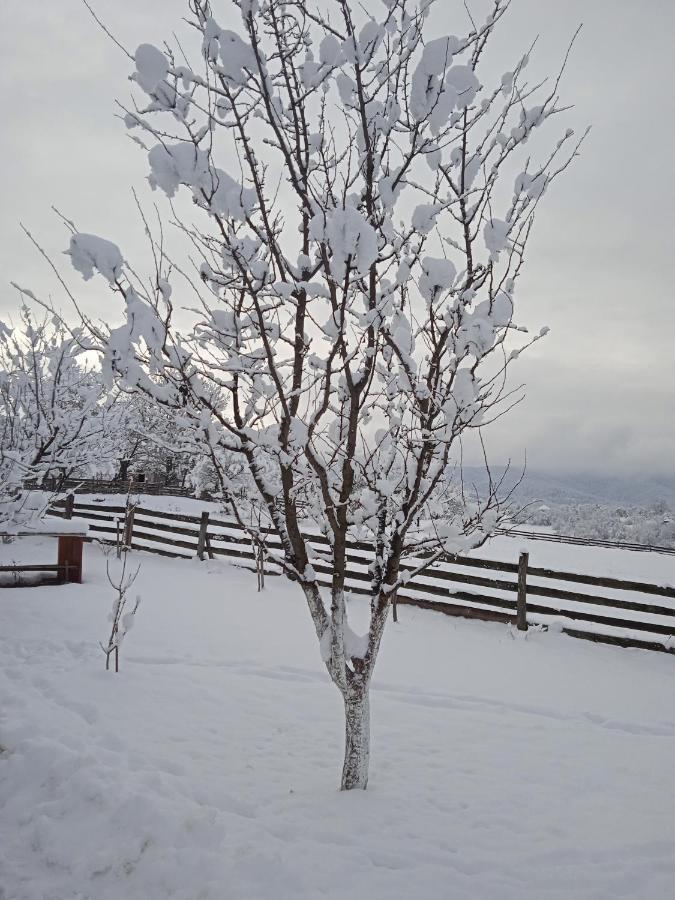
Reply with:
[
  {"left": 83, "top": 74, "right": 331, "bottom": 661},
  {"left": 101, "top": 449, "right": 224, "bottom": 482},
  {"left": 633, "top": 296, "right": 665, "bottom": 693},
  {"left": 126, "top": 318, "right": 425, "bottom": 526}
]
[{"left": 1, "top": 0, "right": 674, "bottom": 478}]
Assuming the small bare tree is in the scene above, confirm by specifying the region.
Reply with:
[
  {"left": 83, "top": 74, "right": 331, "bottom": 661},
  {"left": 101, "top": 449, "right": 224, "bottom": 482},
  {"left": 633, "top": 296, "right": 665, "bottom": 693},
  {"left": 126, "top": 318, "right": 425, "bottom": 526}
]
[
  {"left": 23, "top": 0, "right": 584, "bottom": 788},
  {"left": 100, "top": 553, "right": 141, "bottom": 673}
]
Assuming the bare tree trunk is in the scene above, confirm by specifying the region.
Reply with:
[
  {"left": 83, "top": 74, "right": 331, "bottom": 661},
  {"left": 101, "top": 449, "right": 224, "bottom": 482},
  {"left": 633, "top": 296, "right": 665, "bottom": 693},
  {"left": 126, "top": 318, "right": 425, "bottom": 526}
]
[{"left": 341, "top": 683, "right": 370, "bottom": 791}]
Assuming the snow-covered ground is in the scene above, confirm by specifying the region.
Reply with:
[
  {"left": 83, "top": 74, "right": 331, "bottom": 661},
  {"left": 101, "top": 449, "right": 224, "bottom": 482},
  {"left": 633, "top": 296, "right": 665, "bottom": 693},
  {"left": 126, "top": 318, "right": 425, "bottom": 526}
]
[{"left": 2, "top": 537, "right": 675, "bottom": 899}]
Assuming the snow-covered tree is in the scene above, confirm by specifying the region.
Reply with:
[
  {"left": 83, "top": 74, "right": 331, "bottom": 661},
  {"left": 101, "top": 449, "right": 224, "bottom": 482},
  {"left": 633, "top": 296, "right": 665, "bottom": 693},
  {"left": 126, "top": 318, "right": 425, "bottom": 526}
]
[
  {"left": 522, "top": 501, "right": 675, "bottom": 548},
  {"left": 24, "top": 0, "right": 583, "bottom": 788},
  {"left": 0, "top": 306, "right": 114, "bottom": 527},
  {"left": 112, "top": 389, "right": 195, "bottom": 483}
]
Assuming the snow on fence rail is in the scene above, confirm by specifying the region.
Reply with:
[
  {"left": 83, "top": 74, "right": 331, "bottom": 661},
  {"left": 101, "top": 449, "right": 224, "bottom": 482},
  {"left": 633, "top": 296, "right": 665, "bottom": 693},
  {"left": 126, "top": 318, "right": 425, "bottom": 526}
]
[{"left": 47, "top": 499, "right": 675, "bottom": 657}]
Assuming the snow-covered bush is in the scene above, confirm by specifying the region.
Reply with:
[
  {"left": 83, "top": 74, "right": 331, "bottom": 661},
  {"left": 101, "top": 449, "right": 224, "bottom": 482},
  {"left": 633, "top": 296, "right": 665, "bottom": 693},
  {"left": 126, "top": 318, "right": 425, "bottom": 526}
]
[{"left": 25, "top": 0, "right": 582, "bottom": 789}]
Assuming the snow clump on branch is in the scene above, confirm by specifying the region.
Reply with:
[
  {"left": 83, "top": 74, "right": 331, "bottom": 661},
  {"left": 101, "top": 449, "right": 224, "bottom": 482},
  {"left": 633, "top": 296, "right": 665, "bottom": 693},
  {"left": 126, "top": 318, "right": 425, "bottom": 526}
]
[
  {"left": 133, "top": 44, "right": 169, "bottom": 94},
  {"left": 66, "top": 234, "right": 124, "bottom": 283},
  {"left": 148, "top": 144, "right": 254, "bottom": 220},
  {"left": 309, "top": 207, "right": 378, "bottom": 279}
]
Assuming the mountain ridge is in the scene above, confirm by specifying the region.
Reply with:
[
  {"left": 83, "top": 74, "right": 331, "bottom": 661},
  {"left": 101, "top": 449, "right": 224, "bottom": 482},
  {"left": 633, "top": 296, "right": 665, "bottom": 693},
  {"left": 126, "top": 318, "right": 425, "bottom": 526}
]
[{"left": 458, "top": 467, "right": 675, "bottom": 508}]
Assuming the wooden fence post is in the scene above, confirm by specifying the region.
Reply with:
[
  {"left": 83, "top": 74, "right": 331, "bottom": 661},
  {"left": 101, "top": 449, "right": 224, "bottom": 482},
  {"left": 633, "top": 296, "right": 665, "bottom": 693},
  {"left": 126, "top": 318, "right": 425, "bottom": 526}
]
[
  {"left": 64, "top": 493, "right": 75, "bottom": 520},
  {"left": 123, "top": 505, "right": 136, "bottom": 550},
  {"left": 57, "top": 535, "right": 84, "bottom": 584},
  {"left": 196, "top": 511, "right": 210, "bottom": 561},
  {"left": 516, "top": 551, "right": 529, "bottom": 631}
]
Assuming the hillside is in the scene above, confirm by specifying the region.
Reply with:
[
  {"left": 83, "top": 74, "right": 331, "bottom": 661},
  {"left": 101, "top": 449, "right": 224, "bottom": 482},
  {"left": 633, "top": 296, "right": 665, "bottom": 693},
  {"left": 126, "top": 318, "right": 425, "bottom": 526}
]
[{"left": 461, "top": 467, "right": 675, "bottom": 509}]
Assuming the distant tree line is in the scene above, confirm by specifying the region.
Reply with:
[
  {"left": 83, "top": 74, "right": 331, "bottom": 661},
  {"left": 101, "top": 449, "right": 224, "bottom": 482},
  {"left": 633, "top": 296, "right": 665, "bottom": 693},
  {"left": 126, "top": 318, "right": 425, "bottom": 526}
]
[{"left": 518, "top": 501, "right": 675, "bottom": 548}]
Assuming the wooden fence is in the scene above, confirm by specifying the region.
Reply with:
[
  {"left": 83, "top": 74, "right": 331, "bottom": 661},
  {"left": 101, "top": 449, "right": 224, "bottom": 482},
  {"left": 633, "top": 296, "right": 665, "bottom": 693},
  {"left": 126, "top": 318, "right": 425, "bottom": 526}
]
[
  {"left": 33, "top": 477, "right": 201, "bottom": 499},
  {"left": 47, "top": 498, "right": 675, "bottom": 657},
  {"left": 32, "top": 480, "right": 675, "bottom": 555}
]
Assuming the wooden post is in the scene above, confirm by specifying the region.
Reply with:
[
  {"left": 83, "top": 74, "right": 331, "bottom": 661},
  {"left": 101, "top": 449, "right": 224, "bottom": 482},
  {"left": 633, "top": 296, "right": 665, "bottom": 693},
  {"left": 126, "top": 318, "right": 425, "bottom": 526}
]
[
  {"left": 516, "top": 551, "right": 529, "bottom": 631},
  {"left": 57, "top": 535, "right": 84, "bottom": 583},
  {"left": 392, "top": 591, "right": 398, "bottom": 623},
  {"left": 196, "top": 511, "right": 210, "bottom": 561},
  {"left": 64, "top": 493, "right": 75, "bottom": 520},
  {"left": 123, "top": 505, "right": 136, "bottom": 549}
]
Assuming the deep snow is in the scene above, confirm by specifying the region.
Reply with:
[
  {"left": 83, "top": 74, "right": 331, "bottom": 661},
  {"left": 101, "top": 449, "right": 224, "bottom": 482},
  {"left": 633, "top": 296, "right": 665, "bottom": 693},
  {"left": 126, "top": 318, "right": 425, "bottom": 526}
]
[{"left": 2, "top": 537, "right": 675, "bottom": 899}]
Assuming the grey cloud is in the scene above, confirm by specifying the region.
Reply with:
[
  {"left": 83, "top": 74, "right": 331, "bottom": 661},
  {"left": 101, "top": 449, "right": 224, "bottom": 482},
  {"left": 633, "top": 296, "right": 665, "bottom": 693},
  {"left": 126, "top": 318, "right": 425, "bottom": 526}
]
[{"left": 1, "top": 0, "right": 673, "bottom": 476}]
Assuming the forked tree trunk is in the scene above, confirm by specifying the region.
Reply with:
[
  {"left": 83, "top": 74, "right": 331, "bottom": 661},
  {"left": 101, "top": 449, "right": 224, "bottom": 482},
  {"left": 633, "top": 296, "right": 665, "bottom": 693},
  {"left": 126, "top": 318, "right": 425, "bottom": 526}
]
[{"left": 341, "top": 685, "right": 370, "bottom": 791}]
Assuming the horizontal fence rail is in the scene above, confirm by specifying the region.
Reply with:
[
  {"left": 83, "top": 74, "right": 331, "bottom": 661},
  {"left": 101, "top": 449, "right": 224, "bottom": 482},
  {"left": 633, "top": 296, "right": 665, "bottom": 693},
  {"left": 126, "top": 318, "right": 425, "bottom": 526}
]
[{"left": 46, "top": 498, "right": 675, "bottom": 657}]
